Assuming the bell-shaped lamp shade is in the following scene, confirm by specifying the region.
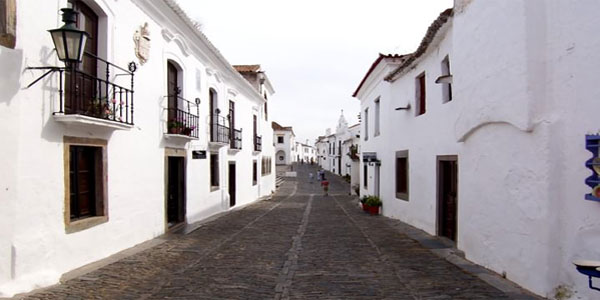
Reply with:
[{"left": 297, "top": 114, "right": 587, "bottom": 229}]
[{"left": 48, "top": 8, "right": 90, "bottom": 64}]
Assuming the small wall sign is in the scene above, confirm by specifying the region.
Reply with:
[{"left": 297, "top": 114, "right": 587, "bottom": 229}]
[{"left": 192, "top": 150, "right": 206, "bottom": 159}]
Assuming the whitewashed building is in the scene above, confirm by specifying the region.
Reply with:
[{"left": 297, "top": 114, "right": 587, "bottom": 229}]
[
  {"left": 295, "top": 141, "right": 316, "bottom": 164},
  {"left": 355, "top": 1, "right": 600, "bottom": 298},
  {"left": 315, "top": 112, "right": 361, "bottom": 190},
  {"left": 272, "top": 121, "right": 296, "bottom": 165},
  {"left": 0, "top": 0, "right": 275, "bottom": 296}
]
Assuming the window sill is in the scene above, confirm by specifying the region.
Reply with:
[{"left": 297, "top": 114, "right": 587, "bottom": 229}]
[
  {"left": 396, "top": 194, "right": 409, "bottom": 201},
  {"left": 210, "top": 186, "right": 220, "bottom": 192},
  {"left": 65, "top": 216, "right": 108, "bottom": 234}
]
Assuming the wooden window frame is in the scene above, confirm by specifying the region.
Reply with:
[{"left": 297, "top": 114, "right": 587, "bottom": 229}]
[
  {"left": 441, "top": 56, "right": 452, "bottom": 103},
  {"left": 210, "top": 153, "right": 220, "bottom": 191},
  {"left": 0, "top": 0, "right": 16, "bottom": 49},
  {"left": 364, "top": 108, "right": 369, "bottom": 141},
  {"left": 395, "top": 150, "right": 409, "bottom": 201},
  {"left": 64, "top": 136, "right": 108, "bottom": 233},
  {"left": 415, "top": 72, "right": 426, "bottom": 116},
  {"left": 374, "top": 97, "right": 380, "bottom": 136}
]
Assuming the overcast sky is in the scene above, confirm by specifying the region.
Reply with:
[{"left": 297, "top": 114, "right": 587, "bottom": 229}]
[{"left": 177, "top": 0, "right": 453, "bottom": 145}]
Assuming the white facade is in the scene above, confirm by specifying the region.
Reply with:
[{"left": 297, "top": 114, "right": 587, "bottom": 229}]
[
  {"left": 0, "top": 0, "right": 275, "bottom": 296},
  {"left": 273, "top": 121, "right": 296, "bottom": 165},
  {"left": 315, "top": 113, "right": 361, "bottom": 188},
  {"left": 355, "top": 1, "right": 600, "bottom": 298},
  {"left": 295, "top": 142, "right": 316, "bottom": 164}
]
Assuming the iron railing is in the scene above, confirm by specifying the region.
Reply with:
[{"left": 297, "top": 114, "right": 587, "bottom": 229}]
[
  {"left": 230, "top": 128, "right": 242, "bottom": 149},
  {"left": 56, "top": 52, "right": 135, "bottom": 124},
  {"left": 166, "top": 96, "right": 199, "bottom": 138},
  {"left": 210, "top": 114, "right": 230, "bottom": 144},
  {"left": 254, "top": 135, "right": 262, "bottom": 152}
]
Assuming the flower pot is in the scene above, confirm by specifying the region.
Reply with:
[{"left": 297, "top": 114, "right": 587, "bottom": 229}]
[
  {"left": 362, "top": 203, "right": 369, "bottom": 212},
  {"left": 169, "top": 127, "right": 183, "bottom": 134},
  {"left": 368, "top": 205, "right": 379, "bottom": 216}
]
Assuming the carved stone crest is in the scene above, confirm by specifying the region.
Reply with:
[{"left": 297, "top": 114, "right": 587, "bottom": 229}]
[{"left": 133, "top": 23, "right": 150, "bottom": 65}]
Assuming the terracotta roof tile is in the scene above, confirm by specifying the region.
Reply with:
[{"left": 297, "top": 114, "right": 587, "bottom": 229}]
[
  {"left": 233, "top": 65, "right": 261, "bottom": 73},
  {"left": 352, "top": 54, "right": 409, "bottom": 98},
  {"left": 385, "top": 8, "right": 453, "bottom": 82}
]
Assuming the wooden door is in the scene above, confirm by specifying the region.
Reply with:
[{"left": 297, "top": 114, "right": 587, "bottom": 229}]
[
  {"left": 229, "top": 100, "right": 235, "bottom": 146},
  {"left": 167, "top": 62, "right": 178, "bottom": 121},
  {"left": 167, "top": 157, "right": 185, "bottom": 226},
  {"left": 228, "top": 162, "right": 236, "bottom": 207},
  {"left": 69, "top": 146, "right": 96, "bottom": 219},
  {"left": 65, "top": 0, "right": 98, "bottom": 114},
  {"left": 438, "top": 158, "right": 458, "bottom": 241}
]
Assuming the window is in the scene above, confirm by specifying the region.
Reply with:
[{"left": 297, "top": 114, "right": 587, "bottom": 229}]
[
  {"left": 210, "top": 153, "right": 219, "bottom": 189},
  {"left": 364, "top": 108, "right": 369, "bottom": 140},
  {"left": 363, "top": 164, "right": 368, "bottom": 188},
  {"left": 277, "top": 136, "right": 284, "bottom": 144},
  {"left": 253, "top": 160, "right": 257, "bottom": 185},
  {"left": 64, "top": 137, "right": 107, "bottom": 233},
  {"left": 395, "top": 150, "right": 409, "bottom": 200},
  {"left": 264, "top": 94, "right": 268, "bottom": 120},
  {"left": 374, "top": 98, "right": 380, "bottom": 136},
  {"left": 441, "top": 56, "right": 452, "bottom": 103},
  {"left": 0, "top": 0, "right": 16, "bottom": 49},
  {"left": 416, "top": 73, "right": 426, "bottom": 116},
  {"left": 261, "top": 156, "right": 272, "bottom": 176}
]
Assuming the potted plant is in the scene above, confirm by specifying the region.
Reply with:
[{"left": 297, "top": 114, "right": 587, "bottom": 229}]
[
  {"left": 365, "top": 196, "right": 382, "bottom": 215},
  {"left": 168, "top": 120, "right": 184, "bottom": 134},
  {"left": 182, "top": 125, "right": 196, "bottom": 136},
  {"left": 360, "top": 195, "right": 369, "bottom": 211}
]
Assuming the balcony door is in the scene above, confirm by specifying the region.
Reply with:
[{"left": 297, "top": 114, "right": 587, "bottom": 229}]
[
  {"left": 229, "top": 100, "right": 235, "bottom": 147},
  {"left": 65, "top": 0, "right": 98, "bottom": 114},
  {"left": 167, "top": 61, "right": 179, "bottom": 122}
]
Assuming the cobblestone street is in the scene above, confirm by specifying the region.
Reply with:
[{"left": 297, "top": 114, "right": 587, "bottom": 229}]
[{"left": 18, "top": 164, "right": 539, "bottom": 299}]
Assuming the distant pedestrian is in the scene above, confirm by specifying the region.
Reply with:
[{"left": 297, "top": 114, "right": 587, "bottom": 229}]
[
  {"left": 321, "top": 180, "right": 329, "bottom": 196},
  {"left": 308, "top": 172, "right": 314, "bottom": 183}
]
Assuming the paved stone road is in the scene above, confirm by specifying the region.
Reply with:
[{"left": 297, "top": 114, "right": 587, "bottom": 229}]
[{"left": 20, "top": 164, "right": 539, "bottom": 299}]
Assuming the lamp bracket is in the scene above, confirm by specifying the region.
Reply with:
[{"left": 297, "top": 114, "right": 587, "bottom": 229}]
[{"left": 24, "top": 66, "right": 64, "bottom": 89}]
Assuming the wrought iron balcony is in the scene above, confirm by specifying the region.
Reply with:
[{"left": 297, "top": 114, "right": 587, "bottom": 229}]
[
  {"left": 254, "top": 135, "right": 262, "bottom": 152},
  {"left": 210, "top": 114, "right": 230, "bottom": 144},
  {"left": 54, "top": 52, "right": 135, "bottom": 126},
  {"left": 230, "top": 128, "right": 242, "bottom": 150},
  {"left": 166, "top": 96, "right": 199, "bottom": 139}
]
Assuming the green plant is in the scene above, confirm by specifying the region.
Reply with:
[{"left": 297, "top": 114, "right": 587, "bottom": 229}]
[
  {"left": 360, "top": 195, "right": 368, "bottom": 204},
  {"left": 168, "top": 120, "right": 184, "bottom": 129},
  {"left": 365, "top": 196, "right": 382, "bottom": 207}
]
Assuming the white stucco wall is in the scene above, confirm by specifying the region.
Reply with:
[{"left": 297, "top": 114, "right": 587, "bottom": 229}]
[
  {"left": 357, "top": 1, "right": 600, "bottom": 298},
  {"left": 274, "top": 130, "right": 294, "bottom": 165},
  {"left": 454, "top": 1, "right": 600, "bottom": 298},
  {"left": 0, "top": 0, "right": 275, "bottom": 296}
]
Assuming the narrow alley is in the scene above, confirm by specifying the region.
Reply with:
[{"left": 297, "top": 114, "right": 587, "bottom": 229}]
[{"left": 15, "top": 164, "right": 537, "bottom": 299}]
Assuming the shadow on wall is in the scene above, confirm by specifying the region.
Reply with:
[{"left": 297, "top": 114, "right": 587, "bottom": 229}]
[{"left": 0, "top": 47, "right": 23, "bottom": 104}]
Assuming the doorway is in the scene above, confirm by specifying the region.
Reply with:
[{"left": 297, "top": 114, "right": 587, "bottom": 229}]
[
  {"left": 374, "top": 164, "right": 381, "bottom": 197},
  {"left": 228, "top": 162, "right": 236, "bottom": 207},
  {"left": 437, "top": 156, "right": 458, "bottom": 241},
  {"left": 167, "top": 156, "right": 186, "bottom": 227}
]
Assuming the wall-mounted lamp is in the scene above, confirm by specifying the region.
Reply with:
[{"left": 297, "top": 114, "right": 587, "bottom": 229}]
[
  {"left": 395, "top": 103, "right": 411, "bottom": 111},
  {"left": 26, "top": 8, "right": 91, "bottom": 88},
  {"left": 48, "top": 8, "right": 90, "bottom": 66}
]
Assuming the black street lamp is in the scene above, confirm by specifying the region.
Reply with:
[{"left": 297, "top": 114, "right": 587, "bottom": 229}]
[{"left": 48, "top": 8, "right": 89, "bottom": 65}]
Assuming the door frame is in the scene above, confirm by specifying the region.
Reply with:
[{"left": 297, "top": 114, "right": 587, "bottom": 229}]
[
  {"left": 436, "top": 155, "right": 458, "bottom": 241},
  {"left": 228, "top": 161, "right": 236, "bottom": 208},
  {"left": 165, "top": 148, "right": 186, "bottom": 231}
]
